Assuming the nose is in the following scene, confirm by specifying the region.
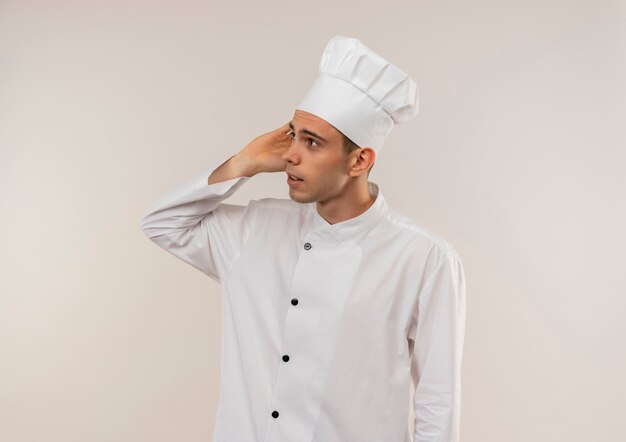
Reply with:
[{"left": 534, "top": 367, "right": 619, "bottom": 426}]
[{"left": 281, "top": 137, "right": 300, "bottom": 164}]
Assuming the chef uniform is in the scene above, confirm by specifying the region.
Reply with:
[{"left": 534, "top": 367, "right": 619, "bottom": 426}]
[{"left": 140, "top": 35, "right": 466, "bottom": 442}]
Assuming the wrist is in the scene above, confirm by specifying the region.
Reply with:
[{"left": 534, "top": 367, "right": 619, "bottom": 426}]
[{"left": 232, "top": 153, "right": 257, "bottom": 177}]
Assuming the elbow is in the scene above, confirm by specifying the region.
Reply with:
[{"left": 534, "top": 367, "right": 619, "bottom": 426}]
[{"left": 139, "top": 212, "right": 157, "bottom": 239}]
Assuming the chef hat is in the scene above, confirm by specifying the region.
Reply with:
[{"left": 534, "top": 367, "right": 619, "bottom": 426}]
[{"left": 296, "top": 35, "right": 419, "bottom": 154}]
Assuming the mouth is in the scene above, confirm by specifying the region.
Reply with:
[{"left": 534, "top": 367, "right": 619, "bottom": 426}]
[
  {"left": 286, "top": 172, "right": 304, "bottom": 181},
  {"left": 287, "top": 172, "right": 304, "bottom": 187}
]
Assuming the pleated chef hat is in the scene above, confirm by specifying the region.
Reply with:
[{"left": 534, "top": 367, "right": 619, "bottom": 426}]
[{"left": 296, "top": 35, "right": 419, "bottom": 154}]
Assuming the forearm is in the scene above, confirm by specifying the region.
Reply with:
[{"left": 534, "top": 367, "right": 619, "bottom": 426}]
[
  {"left": 141, "top": 156, "right": 252, "bottom": 238},
  {"left": 208, "top": 153, "right": 257, "bottom": 184}
]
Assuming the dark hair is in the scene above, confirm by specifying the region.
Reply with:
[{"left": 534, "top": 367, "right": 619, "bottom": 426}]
[{"left": 341, "top": 133, "right": 374, "bottom": 177}]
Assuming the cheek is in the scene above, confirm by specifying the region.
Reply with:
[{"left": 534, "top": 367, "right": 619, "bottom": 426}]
[
  {"left": 314, "top": 158, "right": 348, "bottom": 184},
  {"left": 302, "top": 149, "right": 346, "bottom": 180}
]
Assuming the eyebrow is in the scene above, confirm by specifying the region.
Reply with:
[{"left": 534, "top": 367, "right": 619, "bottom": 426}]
[{"left": 289, "top": 121, "right": 328, "bottom": 143}]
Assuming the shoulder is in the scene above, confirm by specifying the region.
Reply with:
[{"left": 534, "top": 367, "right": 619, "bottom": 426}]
[{"left": 381, "top": 206, "right": 462, "bottom": 262}]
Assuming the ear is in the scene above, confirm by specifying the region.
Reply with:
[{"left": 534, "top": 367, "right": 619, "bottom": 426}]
[{"left": 349, "top": 147, "right": 376, "bottom": 177}]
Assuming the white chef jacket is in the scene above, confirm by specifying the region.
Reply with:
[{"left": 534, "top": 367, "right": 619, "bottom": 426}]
[{"left": 140, "top": 159, "right": 467, "bottom": 442}]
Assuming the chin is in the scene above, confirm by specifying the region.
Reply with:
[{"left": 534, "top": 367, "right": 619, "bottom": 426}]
[{"left": 288, "top": 190, "right": 315, "bottom": 204}]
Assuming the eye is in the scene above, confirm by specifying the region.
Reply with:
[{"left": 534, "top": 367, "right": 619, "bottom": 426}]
[
  {"left": 287, "top": 131, "right": 319, "bottom": 148},
  {"left": 306, "top": 138, "right": 319, "bottom": 148}
]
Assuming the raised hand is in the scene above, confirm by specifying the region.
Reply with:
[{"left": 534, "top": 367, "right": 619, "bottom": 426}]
[{"left": 237, "top": 122, "right": 292, "bottom": 175}]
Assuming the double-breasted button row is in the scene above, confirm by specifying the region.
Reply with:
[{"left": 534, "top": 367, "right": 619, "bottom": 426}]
[{"left": 273, "top": 242, "right": 312, "bottom": 420}]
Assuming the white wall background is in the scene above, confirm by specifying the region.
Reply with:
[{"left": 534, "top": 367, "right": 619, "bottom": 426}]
[{"left": 1, "top": 0, "right": 625, "bottom": 441}]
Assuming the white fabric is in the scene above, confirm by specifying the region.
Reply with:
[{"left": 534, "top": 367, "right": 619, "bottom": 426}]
[
  {"left": 140, "top": 160, "right": 466, "bottom": 442},
  {"left": 296, "top": 35, "right": 419, "bottom": 153}
]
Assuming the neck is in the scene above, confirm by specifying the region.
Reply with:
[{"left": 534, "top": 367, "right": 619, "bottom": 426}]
[{"left": 316, "top": 180, "right": 375, "bottom": 225}]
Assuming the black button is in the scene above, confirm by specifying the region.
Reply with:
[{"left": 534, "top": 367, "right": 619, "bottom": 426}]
[
  {"left": 291, "top": 298, "right": 298, "bottom": 306},
  {"left": 272, "top": 410, "right": 279, "bottom": 418},
  {"left": 282, "top": 354, "right": 289, "bottom": 362},
  {"left": 304, "top": 242, "right": 312, "bottom": 250}
]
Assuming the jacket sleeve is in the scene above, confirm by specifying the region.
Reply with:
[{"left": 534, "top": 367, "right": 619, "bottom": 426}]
[
  {"left": 139, "top": 159, "right": 256, "bottom": 284},
  {"left": 409, "top": 249, "right": 467, "bottom": 442}
]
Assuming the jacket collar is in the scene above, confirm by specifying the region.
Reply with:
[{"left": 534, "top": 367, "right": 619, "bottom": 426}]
[{"left": 307, "top": 181, "right": 388, "bottom": 242}]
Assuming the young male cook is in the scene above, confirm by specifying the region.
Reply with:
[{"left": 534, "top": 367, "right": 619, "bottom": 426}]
[{"left": 141, "top": 35, "right": 467, "bottom": 442}]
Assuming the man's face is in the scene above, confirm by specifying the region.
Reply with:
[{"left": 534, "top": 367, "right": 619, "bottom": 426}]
[{"left": 283, "top": 109, "right": 353, "bottom": 204}]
